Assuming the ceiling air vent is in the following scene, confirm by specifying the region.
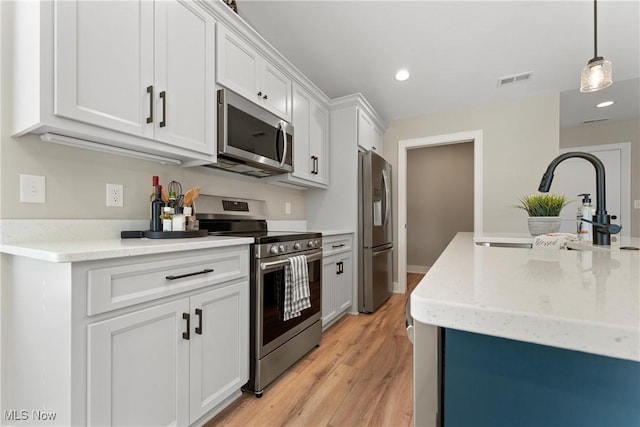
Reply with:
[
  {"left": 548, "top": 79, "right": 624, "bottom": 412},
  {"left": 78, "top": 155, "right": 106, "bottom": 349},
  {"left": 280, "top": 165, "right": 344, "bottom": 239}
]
[
  {"left": 498, "top": 71, "right": 533, "bottom": 87},
  {"left": 583, "top": 117, "right": 611, "bottom": 124}
]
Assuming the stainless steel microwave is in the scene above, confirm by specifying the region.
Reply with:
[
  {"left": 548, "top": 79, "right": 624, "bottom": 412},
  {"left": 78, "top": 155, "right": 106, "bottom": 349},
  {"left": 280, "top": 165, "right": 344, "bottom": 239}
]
[{"left": 207, "top": 88, "right": 293, "bottom": 178}]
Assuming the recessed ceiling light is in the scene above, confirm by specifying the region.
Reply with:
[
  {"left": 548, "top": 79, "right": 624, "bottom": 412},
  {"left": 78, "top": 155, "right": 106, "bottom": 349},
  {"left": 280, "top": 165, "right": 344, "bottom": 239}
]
[
  {"left": 395, "top": 69, "right": 410, "bottom": 82},
  {"left": 596, "top": 101, "right": 614, "bottom": 108}
]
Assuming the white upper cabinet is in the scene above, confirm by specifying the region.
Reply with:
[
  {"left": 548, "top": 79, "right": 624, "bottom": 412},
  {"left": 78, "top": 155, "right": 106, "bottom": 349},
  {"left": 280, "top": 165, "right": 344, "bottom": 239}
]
[
  {"left": 55, "top": 0, "right": 216, "bottom": 155},
  {"left": 357, "top": 107, "right": 384, "bottom": 155},
  {"left": 153, "top": 0, "right": 216, "bottom": 153},
  {"left": 216, "top": 25, "right": 292, "bottom": 121},
  {"left": 55, "top": 0, "right": 155, "bottom": 138},
  {"left": 291, "top": 84, "right": 329, "bottom": 186}
]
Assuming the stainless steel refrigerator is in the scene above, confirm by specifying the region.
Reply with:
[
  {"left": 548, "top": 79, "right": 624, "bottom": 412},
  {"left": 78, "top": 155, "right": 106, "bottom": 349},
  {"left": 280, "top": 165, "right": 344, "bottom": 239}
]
[{"left": 358, "top": 150, "right": 393, "bottom": 313}]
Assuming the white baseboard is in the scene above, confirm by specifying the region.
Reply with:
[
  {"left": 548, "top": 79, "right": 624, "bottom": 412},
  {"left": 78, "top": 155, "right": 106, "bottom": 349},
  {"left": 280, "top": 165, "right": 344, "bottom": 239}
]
[{"left": 407, "top": 265, "right": 430, "bottom": 274}]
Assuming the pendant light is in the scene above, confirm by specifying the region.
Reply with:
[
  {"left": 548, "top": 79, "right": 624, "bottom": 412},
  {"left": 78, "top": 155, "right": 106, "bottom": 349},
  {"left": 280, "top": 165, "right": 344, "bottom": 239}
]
[{"left": 580, "top": 0, "right": 612, "bottom": 93}]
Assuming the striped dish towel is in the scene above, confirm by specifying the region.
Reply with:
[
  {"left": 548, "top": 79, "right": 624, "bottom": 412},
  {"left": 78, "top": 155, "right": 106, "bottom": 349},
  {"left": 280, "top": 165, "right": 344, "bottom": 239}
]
[{"left": 283, "top": 255, "right": 311, "bottom": 321}]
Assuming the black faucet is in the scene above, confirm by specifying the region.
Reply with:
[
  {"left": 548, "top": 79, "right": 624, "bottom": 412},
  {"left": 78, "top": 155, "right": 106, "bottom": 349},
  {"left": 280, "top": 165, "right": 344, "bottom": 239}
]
[{"left": 538, "top": 151, "right": 620, "bottom": 245}]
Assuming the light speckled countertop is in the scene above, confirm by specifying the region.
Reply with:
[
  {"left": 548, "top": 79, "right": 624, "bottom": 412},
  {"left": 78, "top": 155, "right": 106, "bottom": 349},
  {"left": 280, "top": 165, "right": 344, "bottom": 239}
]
[
  {"left": 0, "top": 219, "right": 253, "bottom": 262},
  {"left": 411, "top": 232, "right": 640, "bottom": 362}
]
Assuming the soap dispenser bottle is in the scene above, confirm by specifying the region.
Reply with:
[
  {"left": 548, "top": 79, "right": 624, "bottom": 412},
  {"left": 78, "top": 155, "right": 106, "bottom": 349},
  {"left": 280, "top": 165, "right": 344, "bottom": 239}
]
[{"left": 577, "top": 193, "right": 595, "bottom": 242}]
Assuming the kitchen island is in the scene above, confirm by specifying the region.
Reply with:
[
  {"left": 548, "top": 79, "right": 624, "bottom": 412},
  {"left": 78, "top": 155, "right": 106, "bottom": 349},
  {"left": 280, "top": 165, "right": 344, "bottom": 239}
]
[{"left": 411, "top": 232, "right": 640, "bottom": 427}]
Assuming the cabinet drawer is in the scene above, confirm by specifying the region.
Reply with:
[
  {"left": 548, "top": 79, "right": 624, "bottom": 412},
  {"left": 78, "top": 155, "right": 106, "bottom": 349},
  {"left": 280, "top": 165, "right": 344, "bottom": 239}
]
[
  {"left": 87, "top": 248, "right": 248, "bottom": 316},
  {"left": 322, "top": 235, "right": 352, "bottom": 256}
]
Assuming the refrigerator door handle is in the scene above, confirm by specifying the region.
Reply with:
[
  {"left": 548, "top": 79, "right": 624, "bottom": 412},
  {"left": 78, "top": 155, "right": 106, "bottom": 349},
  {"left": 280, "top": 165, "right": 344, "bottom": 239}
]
[
  {"left": 372, "top": 246, "right": 393, "bottom": 256},
  {"left": 382, "top": 168, "right": 391, "bottom": 228}
]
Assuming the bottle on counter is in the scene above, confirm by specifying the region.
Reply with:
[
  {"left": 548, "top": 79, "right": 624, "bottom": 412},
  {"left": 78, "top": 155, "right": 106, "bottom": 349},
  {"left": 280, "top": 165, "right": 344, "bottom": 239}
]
[
  {"left": 577, "top": 193, "right": 595, "bottom": 242},
  {"left": 150, "top": 184, "right": 164, "bottom": 232},
  {"left": 168, "top": 191, "right": 177, "bottom": 214},
  {"left": 162, "top": 207, "right": 173, "bottom": 231}
]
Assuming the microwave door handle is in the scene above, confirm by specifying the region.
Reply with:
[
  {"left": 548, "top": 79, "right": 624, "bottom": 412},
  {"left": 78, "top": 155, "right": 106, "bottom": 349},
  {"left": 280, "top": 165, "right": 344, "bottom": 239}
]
[{"left": 278, "top": 121, "right": 288, "bottom": 167}]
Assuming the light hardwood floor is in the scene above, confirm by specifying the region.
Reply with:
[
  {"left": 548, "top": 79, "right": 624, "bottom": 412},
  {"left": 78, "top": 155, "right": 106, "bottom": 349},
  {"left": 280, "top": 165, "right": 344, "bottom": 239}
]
[{"left": 207, "top": 273, "right": 424, "bottom": 427}]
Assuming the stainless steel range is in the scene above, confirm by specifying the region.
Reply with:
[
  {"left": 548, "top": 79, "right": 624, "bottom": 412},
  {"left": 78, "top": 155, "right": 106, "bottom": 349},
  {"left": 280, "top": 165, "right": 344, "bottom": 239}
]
[{"left": 196, "top": 195, "right": 322, "bottom": 398}]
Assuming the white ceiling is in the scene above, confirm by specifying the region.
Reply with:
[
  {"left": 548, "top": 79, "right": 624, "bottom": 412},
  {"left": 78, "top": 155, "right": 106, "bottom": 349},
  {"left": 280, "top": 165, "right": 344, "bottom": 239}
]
[{"left": 237, "top": 0, "right": 640, "bottom": 127}]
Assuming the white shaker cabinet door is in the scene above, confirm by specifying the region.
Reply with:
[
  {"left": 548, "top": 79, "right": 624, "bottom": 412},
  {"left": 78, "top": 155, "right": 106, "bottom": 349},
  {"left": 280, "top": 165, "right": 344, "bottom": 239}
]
[
  {"left": 321, "top": 257, "right": 338, "bottom": 327},
  {"left": 189, "top": 281, "right": 249, "bottom": 424},
  {"left": 309, "top": 100, "right": 329, "bottom": 185},
  {"left": 261, "top": 59, "right": 292, "bottom": 120},
  {"left": 357, "top": 108, "right": 373, "bottom": 151},
  {"left": 216, "top": 25, "right": 261, "bottom": 104},
  {"left": 55, "top": 0, "right": 155, "bottom": 138},
  {"left": 154, "top": 0, "right": 216, "bottom": 154},
  {"left": 292, "top": 85, "right": 313, "bottom": 181},
  {"left": 87, "top": 299, "right": 190, "bottom": 427},
  {"left": 336, "top": 253, "right": 353, "bottom": 313}
]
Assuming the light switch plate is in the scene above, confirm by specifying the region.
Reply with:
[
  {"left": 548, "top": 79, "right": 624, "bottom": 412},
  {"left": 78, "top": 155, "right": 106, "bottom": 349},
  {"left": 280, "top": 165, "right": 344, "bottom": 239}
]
[
  {"left": 19, "top": 174, "right": 46, "bottom": 203},
  {"left": 634, "top": 200, "right": 640, "bottom": 209}
]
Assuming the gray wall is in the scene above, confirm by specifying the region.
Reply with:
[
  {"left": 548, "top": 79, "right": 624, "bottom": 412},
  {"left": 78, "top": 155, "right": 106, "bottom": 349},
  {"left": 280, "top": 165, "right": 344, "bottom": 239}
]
[
  {"left": 407, "top": 142, "right": 474, "bottom": 270},
  {"left": 385, "top": 94, "right": 560, "bottom": 285},
  {"left": 560, "top": 118, "right": 640, "bottom": 237}
]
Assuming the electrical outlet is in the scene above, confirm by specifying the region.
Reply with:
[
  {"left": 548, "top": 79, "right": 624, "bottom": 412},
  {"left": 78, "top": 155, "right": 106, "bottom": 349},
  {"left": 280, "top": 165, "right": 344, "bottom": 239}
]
[
  {"left": 634, "top": 200, "right": 640, "bottom": 210},
  {"left": 106, "top": 184, "right": 124, "bottom": 207},
  {"left": 285, "top": 202, "right": 291, "bottom": 215},
  {"left": 19, "top": 174, "right": 46, "bottom": 203}
]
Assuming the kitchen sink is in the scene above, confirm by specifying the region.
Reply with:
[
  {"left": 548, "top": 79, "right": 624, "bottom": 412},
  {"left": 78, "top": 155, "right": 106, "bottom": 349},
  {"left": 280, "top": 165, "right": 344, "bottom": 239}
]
[{"left": 475, "top": 242, "right": 533, "bottom": 249}]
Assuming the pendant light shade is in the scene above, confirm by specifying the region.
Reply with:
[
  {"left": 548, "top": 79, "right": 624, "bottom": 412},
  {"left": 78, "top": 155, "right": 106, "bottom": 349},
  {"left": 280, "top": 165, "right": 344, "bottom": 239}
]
[
  {"left": 580, "top": 0, "right": 612, "bottom": 93},
  {"left": 580, "top": 57, "right": 612, "bottom": 92}
]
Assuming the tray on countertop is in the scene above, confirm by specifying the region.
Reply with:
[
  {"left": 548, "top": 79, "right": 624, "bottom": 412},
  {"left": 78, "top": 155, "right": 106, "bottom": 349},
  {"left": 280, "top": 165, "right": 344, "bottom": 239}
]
[{"left": 121, "top": 230, "right": 209, "bottom": 239}]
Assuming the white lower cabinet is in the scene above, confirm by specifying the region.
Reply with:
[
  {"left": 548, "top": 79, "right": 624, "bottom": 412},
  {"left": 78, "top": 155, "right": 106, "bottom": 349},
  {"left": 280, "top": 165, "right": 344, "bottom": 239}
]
[
  {"left": 88, "top": 299, "right": 191, "bottom": 426},
  {"left": 88, "top": 281, "right": 248, "bottom": 426},
  {"left": 188, "top": 283, "right": 248, "bottom": 423},
  {"left": 321, "top": 234, "right": 354, "bottom": 329},
  {"left": 2, "top": 245, "right": 249, "bottom": 426}
]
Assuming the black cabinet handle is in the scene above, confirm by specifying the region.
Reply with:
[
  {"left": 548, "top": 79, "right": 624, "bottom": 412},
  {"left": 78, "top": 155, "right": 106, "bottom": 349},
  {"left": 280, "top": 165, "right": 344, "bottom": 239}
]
[
  {"left": 340, "top": 262, "right": 344, "bottom": 274},
  {"left": 263, "top": 94, "right": 268, "bottom": 100},
  {"left": 159, "top": 91, "right": 166, "bottom": 128},
  {"left": 336, "top": 262, "right": 340, "bottom": 275},
  {"left": 195, "top": 308, "right": 203, "bottom": 335},
  {"left": 257, "top": 91, "right": 262, "bottom": 97},
  {"left": 166, "top": 268, "right": 214, "bottom": 281},
  {"left": 182, "top": 313, "right": 190, "bottom": 340},
  {"left": 146, "top": 85, "right": 154, "bottom": 123},
  {"left": 315, "top": 156, "right": 319, "bottom": 174},
  {"left": 332, "top": 244, "right": 345, "bottom": 249}
]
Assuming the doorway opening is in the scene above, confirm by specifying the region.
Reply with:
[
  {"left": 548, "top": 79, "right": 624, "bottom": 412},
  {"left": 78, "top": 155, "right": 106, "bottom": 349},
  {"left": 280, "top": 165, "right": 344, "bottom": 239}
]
[{"left": 397, "top": 130, "right": 483, "bottom": 293}]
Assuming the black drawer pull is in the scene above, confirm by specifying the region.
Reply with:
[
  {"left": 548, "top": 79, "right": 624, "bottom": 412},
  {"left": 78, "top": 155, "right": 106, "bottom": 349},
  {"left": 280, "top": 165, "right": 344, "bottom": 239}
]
[
  {"left": 159, "top": 90, "right": 166, "bottom": 128},
  {"left": 166, "top": 268, "right": 214, "bottom": 281},
  {"left": 182, "top": 313, "right": 190, "bottom": 340},
  {"left": 195, "top": 308, "right": 203, "bottom": 335},
  {"left": 146, "top": 85, "right": 154, "bottom": 123},
  {"left": 331, "top": 244, "right": 346, "bottom": 249}
]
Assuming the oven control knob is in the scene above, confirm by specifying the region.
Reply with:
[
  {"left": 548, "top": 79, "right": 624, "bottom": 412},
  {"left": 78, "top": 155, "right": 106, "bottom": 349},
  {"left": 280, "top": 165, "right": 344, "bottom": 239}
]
[
  {"left": 293, "top": 242, "right": 301, "bottom": 250},
  {"left": 269, "top": 245, "right": 279, "bottom": 255},
  {"left": 307, "top": 240, "right": 314, "bottom": 248},
  {"left": 279, "top": 244, "right": 286, "bottom": 253}
]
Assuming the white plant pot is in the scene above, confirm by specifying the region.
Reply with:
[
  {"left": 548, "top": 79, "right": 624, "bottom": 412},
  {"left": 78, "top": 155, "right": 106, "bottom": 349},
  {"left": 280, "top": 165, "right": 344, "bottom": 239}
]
[{"left": 527, "top": 216, "right": 561, "bottom": 236}]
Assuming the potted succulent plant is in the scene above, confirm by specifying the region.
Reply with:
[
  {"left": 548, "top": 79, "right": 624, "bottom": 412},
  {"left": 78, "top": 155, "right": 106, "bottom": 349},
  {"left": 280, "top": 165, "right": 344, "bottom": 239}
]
[{"left": 516, "top": 193, "right": 571, "bottom": 236}]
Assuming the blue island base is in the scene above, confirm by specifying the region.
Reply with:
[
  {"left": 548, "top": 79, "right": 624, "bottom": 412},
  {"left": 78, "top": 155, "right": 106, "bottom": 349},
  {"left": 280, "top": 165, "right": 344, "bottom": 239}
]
[{"left": 443, "top": 329, "right": 640, "bottom": 427}]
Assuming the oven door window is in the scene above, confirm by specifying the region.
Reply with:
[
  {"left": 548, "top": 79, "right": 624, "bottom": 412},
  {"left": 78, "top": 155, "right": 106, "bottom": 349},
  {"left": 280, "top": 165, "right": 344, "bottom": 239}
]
[{"left": 261, "top": 258, "right": 321, "bottom": 347}]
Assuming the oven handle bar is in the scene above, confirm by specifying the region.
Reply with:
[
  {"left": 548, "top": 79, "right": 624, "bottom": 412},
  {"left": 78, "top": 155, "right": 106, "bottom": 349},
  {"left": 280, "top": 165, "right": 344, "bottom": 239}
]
[{"left": 260, "top": 251, "right": 322, "bottom": 271}]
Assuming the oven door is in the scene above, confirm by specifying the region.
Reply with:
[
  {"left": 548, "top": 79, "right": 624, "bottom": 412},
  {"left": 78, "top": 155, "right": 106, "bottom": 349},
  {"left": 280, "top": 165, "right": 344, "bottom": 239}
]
[{"left": 255, "top": 250, "right": 322, "bottom": 358}]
